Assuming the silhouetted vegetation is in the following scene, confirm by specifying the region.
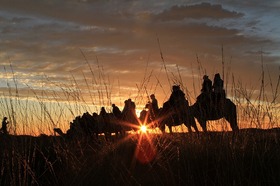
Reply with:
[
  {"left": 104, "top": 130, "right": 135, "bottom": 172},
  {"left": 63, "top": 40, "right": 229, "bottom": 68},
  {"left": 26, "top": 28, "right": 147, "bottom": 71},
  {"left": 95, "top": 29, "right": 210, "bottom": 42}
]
[{"left": 1, "top": 129, "right": 280, "bottom": 185}]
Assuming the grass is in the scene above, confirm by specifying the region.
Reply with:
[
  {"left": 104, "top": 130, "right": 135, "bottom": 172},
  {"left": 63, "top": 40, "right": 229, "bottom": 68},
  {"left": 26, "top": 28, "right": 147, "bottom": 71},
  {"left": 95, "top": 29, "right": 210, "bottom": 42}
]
[{"left": 1, "top": 129, "right": 280, "bottom": 185}]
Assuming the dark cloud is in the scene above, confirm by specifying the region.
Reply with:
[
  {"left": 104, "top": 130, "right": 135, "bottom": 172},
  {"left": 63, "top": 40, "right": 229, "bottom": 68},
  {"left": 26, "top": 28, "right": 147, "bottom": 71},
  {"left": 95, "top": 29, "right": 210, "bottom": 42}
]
[
  {"left": 152, "top": 2, "right": 244, "bottom": 21},
  {"left": 0, "top": 0, "right": 279, "bottom": 106}
]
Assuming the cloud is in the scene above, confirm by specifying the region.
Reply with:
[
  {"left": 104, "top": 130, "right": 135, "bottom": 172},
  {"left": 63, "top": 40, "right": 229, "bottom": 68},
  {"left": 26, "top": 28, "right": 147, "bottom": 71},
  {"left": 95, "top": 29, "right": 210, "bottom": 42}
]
[
  {"left": 0, "top": 0, "right": 279, "bottom": 106},
  {"left": 152, "top": 2, "right": 244, "bottom": 21},
  {"left": 0, "top": 1, "right": 279, "bottom": 135}
]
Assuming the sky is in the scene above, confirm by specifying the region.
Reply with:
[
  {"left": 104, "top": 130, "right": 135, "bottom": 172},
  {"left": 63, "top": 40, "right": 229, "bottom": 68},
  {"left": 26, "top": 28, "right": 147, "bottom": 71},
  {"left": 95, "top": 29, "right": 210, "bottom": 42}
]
[{"left": 0, "top": 0, "right": 279, "bottom": 134}]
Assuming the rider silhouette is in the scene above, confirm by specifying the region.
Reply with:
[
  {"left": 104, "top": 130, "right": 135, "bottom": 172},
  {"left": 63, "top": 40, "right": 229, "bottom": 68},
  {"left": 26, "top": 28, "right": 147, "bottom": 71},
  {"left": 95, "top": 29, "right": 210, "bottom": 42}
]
[
  {"left": 122, "top": 98, "right": 138, "bottom": 125},
  {"left": 197, "top": 75, "right": 213, "bottom": 104},
  {"left": 150, "top": 94, "right": 159, "bottom": 116},
  {"left": 112, "top": 104, "right": 122, "bottom": 119},
  {"left": 213, "top": 73, "right": 225, "bottom": 104},
  {"left": 166, "top": 85, "right": 191, "bottom": 125},
  {"left": 99, "top": 107, "right": 107, "bottom": 117},
  {"left": 123, "top": 99, "right": 136, "bottom": 114},
  {"left": 201, "top": 75, "right": 212, "bottom": 94},
  {"left": 169, "top": 85, "right": 185, "bottom": 107}
]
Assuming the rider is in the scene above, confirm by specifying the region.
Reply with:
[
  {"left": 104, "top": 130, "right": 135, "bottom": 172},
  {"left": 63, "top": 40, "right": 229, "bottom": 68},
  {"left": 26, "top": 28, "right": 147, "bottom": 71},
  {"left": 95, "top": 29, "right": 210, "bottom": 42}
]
[
  {"left": 167, "top": 85, "right": 191, "bottom": 124},
  {"left": 213, "top": 73, "right": 225, "bottom": 104},
  {"left": 150, "top": 94, "right": 159, "bottom": 116},
  {"left": 145, "top": 94, "right": 160, "bottom": 126},
  {"left": 112, "top": 104, "right": 122, "bottom": 119},
  {"left": 169, "top": 85, "right": 186, "bottom": 107},
  {"left": 99, "top": 107, "right": 107, "bottom": 117},
  {"left": 197, "top": 75, "right": 212, "bottom": 104},
  {"left": 124, "top": 99, "right": 136, "bottom": 115},
  {"left": 122, "top": 98, "right": 138, "bottom": 125},
  {"left": 201, "top": 75, "right": 212, "bottom": 94}
]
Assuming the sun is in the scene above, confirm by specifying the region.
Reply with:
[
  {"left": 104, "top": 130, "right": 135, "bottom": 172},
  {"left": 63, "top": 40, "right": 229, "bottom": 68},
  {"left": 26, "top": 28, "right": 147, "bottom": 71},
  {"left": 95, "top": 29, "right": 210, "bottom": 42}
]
[{"left": 140, "top": 125, "right": 148, "bottom": 133}]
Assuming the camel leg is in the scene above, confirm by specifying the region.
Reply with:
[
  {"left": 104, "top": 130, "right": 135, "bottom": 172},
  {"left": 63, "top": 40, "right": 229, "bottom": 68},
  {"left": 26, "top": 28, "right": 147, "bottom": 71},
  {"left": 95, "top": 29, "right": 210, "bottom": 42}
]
[
  {"left": 105, "top": 132, "right": 112, "bottom": 141},
  {"left": 198, "top": 119, "right": 207, "bottom": 132},
  {"left": 168, "top": 125, "right": 173, "bottom": 133},
  {"left": 187, "top": 125, "right": 192, "bottom": 133},
  {"left": 120, "top": 130, "right": 126, "bottom": 136},
  {"left": 192, "top": 124, "right": 199, "bottom": 133},
  {"left": 225, "top": 99, "right": 239, "bottom": 131},
  {"left": 190, "top": 117, "right": 199, "bottom": 133},
  {"left": 184, "top": 123, "right": 195, "bottom": 133},
  {"left": 159, "top": 124, "right": 166, "bottom": 134},
  {"left": 225, "top": 109, "right": 239, "bottom": 131},
  {"left": 225, "top": 116, "right": 239, "bottom": 131}
]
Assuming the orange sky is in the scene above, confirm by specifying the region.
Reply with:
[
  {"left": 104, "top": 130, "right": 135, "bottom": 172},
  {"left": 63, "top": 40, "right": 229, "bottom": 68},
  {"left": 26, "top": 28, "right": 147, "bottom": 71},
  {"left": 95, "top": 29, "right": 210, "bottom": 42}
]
[{"left": 0, "top": 1, "right": 279, "bottom": 135}]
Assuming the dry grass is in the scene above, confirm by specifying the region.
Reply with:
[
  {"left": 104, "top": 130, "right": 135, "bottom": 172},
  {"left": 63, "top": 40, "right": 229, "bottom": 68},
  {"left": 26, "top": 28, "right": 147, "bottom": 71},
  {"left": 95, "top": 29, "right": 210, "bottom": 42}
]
[{"left": 1, "top": 129, "right": 280, "bottom": 186}]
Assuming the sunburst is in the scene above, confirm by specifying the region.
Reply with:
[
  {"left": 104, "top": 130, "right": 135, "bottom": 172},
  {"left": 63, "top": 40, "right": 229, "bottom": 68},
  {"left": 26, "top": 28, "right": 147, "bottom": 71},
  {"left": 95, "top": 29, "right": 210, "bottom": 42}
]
[{"left": 140, "top": 125, "right": 148, "bottom": 133}]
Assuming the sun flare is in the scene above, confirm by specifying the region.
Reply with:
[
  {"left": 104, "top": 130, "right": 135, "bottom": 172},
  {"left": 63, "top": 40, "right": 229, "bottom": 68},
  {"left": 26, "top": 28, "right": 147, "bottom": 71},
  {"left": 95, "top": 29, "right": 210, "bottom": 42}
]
[{"left": 140, "top": 125, "right": 148, "bottom": 133}]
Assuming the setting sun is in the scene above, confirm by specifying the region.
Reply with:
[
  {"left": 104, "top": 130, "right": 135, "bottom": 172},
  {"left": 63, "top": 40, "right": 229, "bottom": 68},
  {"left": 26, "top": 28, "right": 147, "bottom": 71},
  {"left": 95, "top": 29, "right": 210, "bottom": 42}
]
[{"left": 140, "top": 125, "right": 148, "bottom": 133}]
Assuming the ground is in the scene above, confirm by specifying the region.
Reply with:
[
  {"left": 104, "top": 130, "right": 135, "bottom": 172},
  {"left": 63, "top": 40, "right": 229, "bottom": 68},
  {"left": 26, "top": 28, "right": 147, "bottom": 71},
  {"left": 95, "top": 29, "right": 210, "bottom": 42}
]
[{"left": 1, "top": 128, "right": 280, "bottom": 186}]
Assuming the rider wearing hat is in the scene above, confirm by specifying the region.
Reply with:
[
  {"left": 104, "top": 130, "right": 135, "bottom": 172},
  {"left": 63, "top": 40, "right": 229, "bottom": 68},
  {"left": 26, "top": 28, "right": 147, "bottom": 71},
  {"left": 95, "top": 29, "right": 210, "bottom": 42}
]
[{"left": 201, "top": 75, "right": 212, "bottom": 94}]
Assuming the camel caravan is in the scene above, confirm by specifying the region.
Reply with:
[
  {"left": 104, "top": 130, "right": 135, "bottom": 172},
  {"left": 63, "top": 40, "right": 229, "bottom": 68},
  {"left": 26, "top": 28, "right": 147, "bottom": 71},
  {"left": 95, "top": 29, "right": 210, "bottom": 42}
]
[{"left": 54, "top": 73, "right": 239, "bottom": 139}]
